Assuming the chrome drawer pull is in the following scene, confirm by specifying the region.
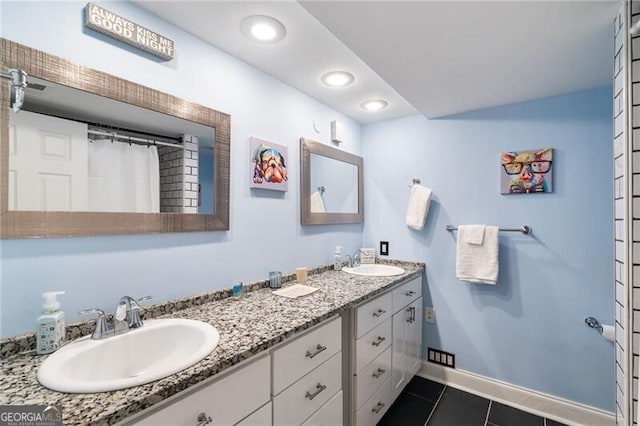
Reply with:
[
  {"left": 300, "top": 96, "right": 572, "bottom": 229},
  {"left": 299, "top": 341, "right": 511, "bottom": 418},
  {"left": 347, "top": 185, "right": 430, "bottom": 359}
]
[
  {"left": 372, "top": 368, "right": 386, "bottom": 379},
  {"left": 305, "top": 383, "right": 327, "bottom": 400},
  {"left": 405, "top": 290, "right": 416, "bottom": 296},
  {"left": 372, "top": 336, "right": 386, "bottom": 347},
  {"left": 196, "top": 412, "right": 212, "bottom": 426},
  {"left": 306, "top": 344, "right": 327, "bottom": 359},
  {"left": 372, "top": 402, "right": 386, "bottom": 414},
  {"left": 406, "top": 307, "right": 412, "bottom": 323},
  {"left": 372, "top": 308, "right": 386, "bottom": 317},
  {"left": 411, "top": 306, "right": 416, "bottom": 322}
]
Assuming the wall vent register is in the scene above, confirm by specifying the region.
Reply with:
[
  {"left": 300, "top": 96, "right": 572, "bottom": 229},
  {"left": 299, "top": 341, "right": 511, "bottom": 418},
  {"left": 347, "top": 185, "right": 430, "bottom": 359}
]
[{"left": 427, "top": 347, "right": 455, "bottom": 368}]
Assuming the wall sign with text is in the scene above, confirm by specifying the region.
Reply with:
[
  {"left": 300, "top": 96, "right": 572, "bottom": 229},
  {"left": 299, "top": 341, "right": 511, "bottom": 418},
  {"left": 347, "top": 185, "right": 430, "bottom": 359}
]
[{"left": 84, "top": 3, "right": 175, "bottom": 61}]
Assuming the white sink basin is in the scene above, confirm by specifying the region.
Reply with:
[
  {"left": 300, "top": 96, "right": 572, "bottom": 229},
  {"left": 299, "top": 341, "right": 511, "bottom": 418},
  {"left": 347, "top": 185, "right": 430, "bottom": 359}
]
[
  {"left": 37, "top": 318, "right": 219, "bottom": 393},
  {"left": 342, "top": 264, "right": 405, "bottom": 277}
]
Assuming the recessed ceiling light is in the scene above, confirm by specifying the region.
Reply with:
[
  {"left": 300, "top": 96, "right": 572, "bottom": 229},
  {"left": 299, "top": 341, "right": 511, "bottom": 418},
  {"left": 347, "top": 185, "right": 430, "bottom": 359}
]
[
  {"left": 321, "top": 71, "right": 355, "bottom": 87},
  {"left": 361, "top": 99, "right": 388, "bottom": 111},
  {"left": 240, "top": 15, "right": 286, "bottom": 44}
]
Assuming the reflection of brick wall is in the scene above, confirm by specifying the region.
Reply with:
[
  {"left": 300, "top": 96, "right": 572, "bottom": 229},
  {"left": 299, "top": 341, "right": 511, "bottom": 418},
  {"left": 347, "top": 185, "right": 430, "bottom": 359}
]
[
  {"left": 158, "top": 135, "right": 199, "bottom": 213},
  {"left": 183, "top": 136, "right": 199, "bottom": 214}
]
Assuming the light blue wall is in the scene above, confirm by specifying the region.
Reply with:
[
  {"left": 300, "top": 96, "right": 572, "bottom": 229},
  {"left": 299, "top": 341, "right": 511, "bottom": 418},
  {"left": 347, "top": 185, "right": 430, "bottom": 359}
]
[
  {"left": 0, "top": 1, "right": 363, "bottom": 337},
  {"left": 362, "top": 86, "right": 614, "bottom": 411}
]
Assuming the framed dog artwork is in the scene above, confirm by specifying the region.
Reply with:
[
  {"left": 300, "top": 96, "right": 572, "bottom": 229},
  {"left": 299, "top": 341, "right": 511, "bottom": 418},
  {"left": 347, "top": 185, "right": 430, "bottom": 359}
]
[{"left": 250, "top": 137, "right": 289, "bottom": 192}]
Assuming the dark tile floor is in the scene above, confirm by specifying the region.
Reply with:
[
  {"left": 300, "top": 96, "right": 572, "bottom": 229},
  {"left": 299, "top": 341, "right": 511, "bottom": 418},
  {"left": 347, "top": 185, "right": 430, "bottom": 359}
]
[{"left": 378, "top": 376, "right": 568, "bottom": 426}]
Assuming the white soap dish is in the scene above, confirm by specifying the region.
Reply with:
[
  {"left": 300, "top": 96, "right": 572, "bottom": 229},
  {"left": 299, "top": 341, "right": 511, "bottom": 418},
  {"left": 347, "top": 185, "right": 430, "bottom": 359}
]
[{"left": 272, "top": 284, "right": 319, "bottom": 299}]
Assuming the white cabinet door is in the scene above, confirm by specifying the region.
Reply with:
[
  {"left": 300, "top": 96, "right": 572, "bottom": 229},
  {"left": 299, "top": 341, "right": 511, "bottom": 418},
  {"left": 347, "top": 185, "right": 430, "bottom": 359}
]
[
  {"left": 9, "top": 110, "right": 88, "bottom": 211},
  {"left": 407, "top": 298, "right": 423, "bottom": 377},
  {"left": 391, "top": 305, "right": 412, "bottom": 401},
  {"left": 391, "top": 298, "right": 423, "bottom": 401}
]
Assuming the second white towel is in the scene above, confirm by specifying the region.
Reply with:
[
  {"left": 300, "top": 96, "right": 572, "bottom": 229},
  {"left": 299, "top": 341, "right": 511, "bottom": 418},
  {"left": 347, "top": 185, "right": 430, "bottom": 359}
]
[
  {"left": 456, "top": 225, "right": 499, "bottom": 285},
  {"left": 310, "top": 191, "right": 326, "bottom": 213}
]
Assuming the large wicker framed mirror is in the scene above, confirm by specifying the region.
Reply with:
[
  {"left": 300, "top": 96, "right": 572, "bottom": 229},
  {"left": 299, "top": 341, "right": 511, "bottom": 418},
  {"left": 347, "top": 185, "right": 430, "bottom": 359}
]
[
  {"left": 0, "top": 39, "right": 230, "bottom": 238},
  {"left": 300, "top": 137, "right": 363, "bottom": 225}
]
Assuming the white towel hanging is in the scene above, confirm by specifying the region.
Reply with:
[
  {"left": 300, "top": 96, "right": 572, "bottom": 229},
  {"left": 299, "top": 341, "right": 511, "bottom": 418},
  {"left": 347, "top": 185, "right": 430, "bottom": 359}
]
[
  {"left": 456, "top": 225, "right": 499, "bottom": 285},
  {"left": 406, "top": 184, "right": 432, "bottom": 230},
  {"left": 310, "top": 191, "right": 326, "bottom": 213}
]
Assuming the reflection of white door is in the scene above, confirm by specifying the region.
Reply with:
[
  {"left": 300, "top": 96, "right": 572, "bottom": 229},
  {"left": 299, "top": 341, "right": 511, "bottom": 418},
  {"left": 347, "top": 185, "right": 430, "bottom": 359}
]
[{"left": 9, "top": 111, "right": 88, "bottom": 211}]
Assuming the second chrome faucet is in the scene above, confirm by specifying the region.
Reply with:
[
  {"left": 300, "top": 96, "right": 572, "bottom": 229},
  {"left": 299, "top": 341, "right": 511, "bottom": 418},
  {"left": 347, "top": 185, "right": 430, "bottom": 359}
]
[{"left": 79, "top": 295, "right": 152, "bottom": 340}]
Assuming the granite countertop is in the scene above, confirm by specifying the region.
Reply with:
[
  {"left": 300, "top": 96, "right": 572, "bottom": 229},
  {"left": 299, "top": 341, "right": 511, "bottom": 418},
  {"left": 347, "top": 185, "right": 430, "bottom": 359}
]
[{"left": 0, "top": 261, "right": 424, "bottom": 425}]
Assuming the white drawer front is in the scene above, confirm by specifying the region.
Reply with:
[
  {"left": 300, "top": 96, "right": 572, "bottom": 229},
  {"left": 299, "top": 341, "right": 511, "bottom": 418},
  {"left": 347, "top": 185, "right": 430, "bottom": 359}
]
[
  {"left": 273, "top": 316, "right": 342, "bottom": 395},
  {"left": 356, "top": 378, "right": 392, "bottom": 426},
  {"left": 356, "top": 319, "right": 392, "bottom": 373},
  {"left": 236, "top": 402, "right": 272, "bottom": 426},
  {"left": 356, "top": 292, "right": 392, "bottom": 338},
  {"left": 302, "top": 389, "right": 343, "bottom": 426},
  {"left": 355, "top": 346, "right": 392, "bottom": 410},
  {"left": 136, "top": 355, "right": 270, "bottom": 426},
  {"left": 273, "top": 351, "right": 342, "bottom": 426},
  {"left": 392, "top": 276, "right": 421, "bottom": 313}
]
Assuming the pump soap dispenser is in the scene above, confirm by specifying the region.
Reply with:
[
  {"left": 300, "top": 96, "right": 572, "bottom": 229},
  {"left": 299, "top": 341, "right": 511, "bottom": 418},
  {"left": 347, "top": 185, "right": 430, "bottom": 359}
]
[
  {"left": 36, "top": 291, "right": 66, "bottom": 355},
  {"left": 334, "top": 246, "right": 342, "bottom": 271}
]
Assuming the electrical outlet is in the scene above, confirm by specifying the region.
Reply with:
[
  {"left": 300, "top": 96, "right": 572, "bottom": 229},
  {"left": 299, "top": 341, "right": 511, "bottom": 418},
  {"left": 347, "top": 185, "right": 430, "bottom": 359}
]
[
  {"left": 425, "top": 307, "right": 435, "bottom": 323},
  {"left": 380, "top": 241, "right": 389, "bottom": 256}
]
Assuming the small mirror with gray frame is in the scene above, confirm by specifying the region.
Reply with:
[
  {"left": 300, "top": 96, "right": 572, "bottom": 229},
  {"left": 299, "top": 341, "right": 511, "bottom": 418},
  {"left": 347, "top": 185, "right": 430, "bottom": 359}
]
[{"left": 300, "top": 137, "right": 363, "bottom": 225}]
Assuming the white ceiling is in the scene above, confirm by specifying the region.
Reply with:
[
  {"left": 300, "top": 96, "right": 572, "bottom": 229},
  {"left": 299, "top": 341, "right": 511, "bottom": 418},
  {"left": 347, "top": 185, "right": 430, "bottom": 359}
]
[{"left": 137, "top": 1, "right": 618, "bottom": 122}]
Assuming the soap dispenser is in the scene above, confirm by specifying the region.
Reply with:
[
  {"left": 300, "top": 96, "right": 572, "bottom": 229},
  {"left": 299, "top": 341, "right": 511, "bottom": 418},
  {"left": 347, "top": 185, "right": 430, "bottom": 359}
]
[
  {"left": 36, "top": 291, "right": 66, "bottom": 355},
  {"left": 334, "top": 246, "right": 343, "bottom": 271}
]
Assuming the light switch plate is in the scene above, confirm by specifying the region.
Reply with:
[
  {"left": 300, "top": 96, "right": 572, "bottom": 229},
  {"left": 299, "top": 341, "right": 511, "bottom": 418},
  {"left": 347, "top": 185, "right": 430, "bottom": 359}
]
[{"left": 380, "top": 241, "right": 389, "bottom": 256}]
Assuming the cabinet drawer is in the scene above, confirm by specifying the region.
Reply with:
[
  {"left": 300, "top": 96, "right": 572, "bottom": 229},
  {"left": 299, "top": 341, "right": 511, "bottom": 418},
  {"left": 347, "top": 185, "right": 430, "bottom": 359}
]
[
  {"left": 273, "top": 351, "right": 342, "bottom": 425},
  {"left": 236, "top": 402, "right": 272, "bottom": 426},
  {"left": 356, "top": 292, "right": 392, "bottom": 338},
  {"left": 392, "top": 276, "right": 421, "bottom": 313},
  {"left": 355, "top": 346, "right": 392, "bottom": 410},
  {"left": 273, "top": 316, "right": 342, "bottom": 395},
  {"left": 136, "top": 355, "right": 270, "bottom": 425},
  {"left": 356, "top": 318, "right": 391, "bottom": 373},
  {"left": 301, "top": 389, "right": 343, "bottom": 426},
  {"left": 356, "top": 378, "right": 392, "bottom": 426}
]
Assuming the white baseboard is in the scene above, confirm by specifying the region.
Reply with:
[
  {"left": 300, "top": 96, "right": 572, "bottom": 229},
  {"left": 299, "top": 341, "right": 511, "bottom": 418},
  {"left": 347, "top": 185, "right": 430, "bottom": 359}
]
[{"left": 418, "top": 362, "right": 615, "bottom": 426}]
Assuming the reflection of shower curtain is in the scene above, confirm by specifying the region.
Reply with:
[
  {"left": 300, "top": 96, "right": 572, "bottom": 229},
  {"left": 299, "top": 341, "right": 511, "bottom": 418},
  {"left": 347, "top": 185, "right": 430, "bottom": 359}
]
[{"left": 88, "top": 139, "right": 160, "bottom": 213}]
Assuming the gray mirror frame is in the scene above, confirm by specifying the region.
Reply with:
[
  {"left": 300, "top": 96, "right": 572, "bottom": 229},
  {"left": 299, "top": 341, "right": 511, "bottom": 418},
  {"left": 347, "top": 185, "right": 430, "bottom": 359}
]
[
  {"left": 0, "top": 39, "right": 230, "bottom": 238},
  {"left": 300, "top": 137, "right": 363, "bottom": 225}
]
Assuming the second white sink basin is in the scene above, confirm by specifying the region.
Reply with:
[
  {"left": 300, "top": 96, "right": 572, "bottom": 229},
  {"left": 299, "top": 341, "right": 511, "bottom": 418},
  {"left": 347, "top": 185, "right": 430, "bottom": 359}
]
[
  {"left": 37, "top": 318, "right": 219, "bottom": 393},
  {"left": 343, "top": 264, "right": 405, "bottom": 277}
]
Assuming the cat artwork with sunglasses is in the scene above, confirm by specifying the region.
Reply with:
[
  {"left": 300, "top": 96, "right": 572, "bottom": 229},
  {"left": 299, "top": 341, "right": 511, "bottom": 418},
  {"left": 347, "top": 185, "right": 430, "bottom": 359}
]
[{"left": 500, "top": 148, "right": 553, "bottom": 194}]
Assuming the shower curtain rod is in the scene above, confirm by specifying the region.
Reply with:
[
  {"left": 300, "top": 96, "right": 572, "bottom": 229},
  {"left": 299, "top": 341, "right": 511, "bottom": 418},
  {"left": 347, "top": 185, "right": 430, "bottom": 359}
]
[
  {"left": 27, "top": 109, "right": 184, "bottom": 148},
  {"left": 88, "top": 128, "right": 183, "bottom": 148}
]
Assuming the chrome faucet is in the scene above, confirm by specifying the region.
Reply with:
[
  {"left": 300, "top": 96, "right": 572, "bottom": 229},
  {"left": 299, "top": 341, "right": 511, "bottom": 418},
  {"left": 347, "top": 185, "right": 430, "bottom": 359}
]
[
  {"left": 79, "top": 295, "right": 152, "bottom": 340},
  {"left": 343, "top": 250, "right": 365, "bottom": 268},
  {"left": 116, "top": 295, "right": 152, "bottom": 330},
  {"left": 78, "top": 308, "right": 112, "bottom": 340},
  {"left": 352, "top": 250, "right": 364, "bottom": 268}
]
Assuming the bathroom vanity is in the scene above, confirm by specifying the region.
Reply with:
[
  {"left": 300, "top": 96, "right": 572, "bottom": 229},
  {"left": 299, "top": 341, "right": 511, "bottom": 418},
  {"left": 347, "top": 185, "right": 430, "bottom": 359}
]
[{"left": 0, "top": 261, "right": 424, "bottom": 425}]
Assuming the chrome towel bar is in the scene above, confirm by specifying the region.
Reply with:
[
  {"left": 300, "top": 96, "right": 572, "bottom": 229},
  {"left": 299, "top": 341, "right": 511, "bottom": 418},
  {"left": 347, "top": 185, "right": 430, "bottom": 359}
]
[{"left": 445, "top": 225, "right": 532, "bottom": 235}]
